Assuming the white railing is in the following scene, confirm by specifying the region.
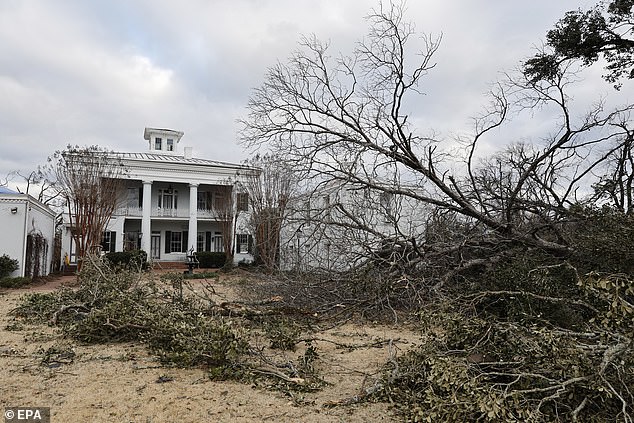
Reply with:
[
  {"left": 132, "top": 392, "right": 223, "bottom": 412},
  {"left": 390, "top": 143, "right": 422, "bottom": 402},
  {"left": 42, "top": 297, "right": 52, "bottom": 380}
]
[
  {"left": 197, "top": 208, "right": 222, "bottom": 219},
  {"left": 115, "top": 206, "right": 143, "bottom": 217},
  {"left": 115, "top": 207, "right": 229, "bottom": 219},
  {"left": 152, "top": 207, "right": 188, "bottom": 218}
]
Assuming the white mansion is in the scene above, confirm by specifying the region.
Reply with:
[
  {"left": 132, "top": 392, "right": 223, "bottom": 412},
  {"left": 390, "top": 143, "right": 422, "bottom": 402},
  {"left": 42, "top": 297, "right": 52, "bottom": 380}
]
[{"left": 61, "top": 128, "right": 255, "bottom": 265}]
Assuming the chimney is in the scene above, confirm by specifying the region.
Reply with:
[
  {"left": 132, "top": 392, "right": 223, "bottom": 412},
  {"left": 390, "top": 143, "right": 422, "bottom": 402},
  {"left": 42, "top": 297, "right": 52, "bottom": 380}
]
[{"left": 184, "top": 147, "right": 193, "bottom": 159}]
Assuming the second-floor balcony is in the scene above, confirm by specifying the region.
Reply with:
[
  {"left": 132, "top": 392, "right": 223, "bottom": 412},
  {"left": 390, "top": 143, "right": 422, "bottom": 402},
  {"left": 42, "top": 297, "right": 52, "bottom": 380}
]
[
  {"left": 152, "top": 207, "right": 188, "bottom": 218},
  {"left": 198, "top": 208, "right": 223, "bottom": 219},
  {"left": 115, "top": 206, "right": 226, "bottom": 220},
  {"left": 117, "top": 206, "right": 143, "bottom": 217}
]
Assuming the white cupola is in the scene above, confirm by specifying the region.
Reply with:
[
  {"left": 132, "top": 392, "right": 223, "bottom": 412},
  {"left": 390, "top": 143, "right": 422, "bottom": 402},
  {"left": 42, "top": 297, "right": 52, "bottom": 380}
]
[{"left": 143, "top": 127, "right": 184, "bottom": 154}]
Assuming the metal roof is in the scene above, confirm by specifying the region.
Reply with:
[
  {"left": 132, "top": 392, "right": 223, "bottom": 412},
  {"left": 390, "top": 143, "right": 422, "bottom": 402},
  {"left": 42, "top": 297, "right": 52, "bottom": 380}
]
[
  {"left": 118, "top": 152, "right": 250, "bottom": 169},
  {"left": 0, "top": 186, "right": 18, "bottom": 194}
]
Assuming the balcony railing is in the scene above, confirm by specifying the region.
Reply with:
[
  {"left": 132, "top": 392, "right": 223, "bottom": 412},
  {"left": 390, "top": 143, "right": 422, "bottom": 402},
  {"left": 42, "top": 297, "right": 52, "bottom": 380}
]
[
  {"left": 198, "top": 208, "right": 222, "bottom": 219},
  {"left": 114, "top": 206, "right": 228, "bottom": 219},
  {"left": 152, "top": 207, "right": 188, "bottom": 218},
  {"left": 115, "top": 206, "right": 143, "bottom": 217}
]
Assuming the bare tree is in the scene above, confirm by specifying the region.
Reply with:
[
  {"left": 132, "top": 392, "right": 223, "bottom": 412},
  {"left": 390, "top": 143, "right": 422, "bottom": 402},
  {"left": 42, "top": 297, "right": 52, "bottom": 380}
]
[
  {"left": 237, "top": 4, "right": 634, "bottom": 419},
  {"left": 239, "top": 154, "right": 294, "bottom": 271},
  {"left": 49, "top": 145, "right": 127, "bottom": 268},
  {"left": 591, "top": 125, "right": 634, "bottom": 214},
  {"left": 12, "top": 169, "right": 62, "bottom": 205},
  {"left": 214, "top": 185, "right": 236, "bottom": 267},
  {"left": 1, "top": 169, "right": 62, "bottom": 207},
  {"left": 0, "top": 173, "right": 10, "bottom": 188},
  {"left": 240, "top": 2, "right": 633, "bottom": 277}
]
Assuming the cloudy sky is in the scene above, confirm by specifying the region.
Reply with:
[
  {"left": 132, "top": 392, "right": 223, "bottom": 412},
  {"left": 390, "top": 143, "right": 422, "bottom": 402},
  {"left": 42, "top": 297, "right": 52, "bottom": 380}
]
[{"left": 2, "top": 0, "right": 618, "bottom": 187}]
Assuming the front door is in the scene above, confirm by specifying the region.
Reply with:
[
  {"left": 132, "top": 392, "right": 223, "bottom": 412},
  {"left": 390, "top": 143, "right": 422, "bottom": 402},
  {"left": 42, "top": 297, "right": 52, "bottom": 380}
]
[{"left": 151, "top": 233, "right": 161, "bottom": 260}]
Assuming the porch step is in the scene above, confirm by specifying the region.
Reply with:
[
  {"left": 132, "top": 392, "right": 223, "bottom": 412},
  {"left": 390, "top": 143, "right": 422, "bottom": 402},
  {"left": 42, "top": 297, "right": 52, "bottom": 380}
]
[{"left": 62, "top": 265, "right": 78, "bottom": 276}]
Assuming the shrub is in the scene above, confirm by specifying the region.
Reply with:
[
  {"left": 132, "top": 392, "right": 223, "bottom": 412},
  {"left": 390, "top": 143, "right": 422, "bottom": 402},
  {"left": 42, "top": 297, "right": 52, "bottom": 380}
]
[
  {"left": 0, "top": 254, "right": 19, "bottom": 278},
  {"left": 196, "top": 252, "right": 226, "bottom": 268},
  {"left": 104, "top": 250, "right": 148, "bottom": 270},
  {"left": 0, "top": 277, "right": 32, "bottom": 288}
]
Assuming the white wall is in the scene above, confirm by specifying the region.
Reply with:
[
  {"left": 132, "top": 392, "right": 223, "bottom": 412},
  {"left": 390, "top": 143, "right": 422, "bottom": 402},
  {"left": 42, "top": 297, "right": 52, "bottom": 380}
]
[
  {"left": 60, "top": 175, "right": 256, "bottom": 263},
  {"left": 280, "top": 184, "right": 431, "bottom": 272},
  {"left": 26, "top": 201, "right": 56, "bottom": 277},
  {"left": 0, "top": 195, "right": 56, "bottom": 277},
  {"left": 0, "top": 199, "right": 27, "bottom": 277}
]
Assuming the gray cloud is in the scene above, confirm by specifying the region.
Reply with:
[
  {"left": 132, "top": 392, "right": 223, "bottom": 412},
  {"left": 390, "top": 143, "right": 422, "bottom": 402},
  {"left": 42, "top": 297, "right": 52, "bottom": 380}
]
[{"left": 4, "top": 0, "right": 627, "bottom": 189}]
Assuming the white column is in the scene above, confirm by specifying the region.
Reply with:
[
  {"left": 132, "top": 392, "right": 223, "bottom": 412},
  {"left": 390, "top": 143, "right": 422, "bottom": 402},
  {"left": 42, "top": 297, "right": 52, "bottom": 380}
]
[
  {"left": 188, "top": 183, "right": 198, "bottom": 252},
  {"left": 114, "top": 218, "right": 125, "bottom": 252},
  {"left": 141, "top": 180, "right": 152, "bottom": 254}
]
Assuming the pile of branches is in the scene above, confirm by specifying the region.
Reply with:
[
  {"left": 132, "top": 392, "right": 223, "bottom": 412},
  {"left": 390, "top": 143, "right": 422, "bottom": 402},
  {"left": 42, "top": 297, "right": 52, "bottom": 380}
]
[
  {"left": 13, "top": 256, "right": 247, "bottom": 368},
  {"left": 11, "top": 256, "right": 326, "bottom": 392},
  {"left": 239, "top": 267, "right": 427, "bottom": 323},
  {"left": 368, "top": 259, "right": 634, "bottom": 422}
]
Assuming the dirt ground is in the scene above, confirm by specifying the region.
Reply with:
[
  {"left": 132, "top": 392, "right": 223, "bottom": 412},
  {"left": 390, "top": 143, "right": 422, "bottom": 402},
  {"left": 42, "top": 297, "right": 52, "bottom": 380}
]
[{"left": 0, "top": 272, "right": 420, "bottom": 422}]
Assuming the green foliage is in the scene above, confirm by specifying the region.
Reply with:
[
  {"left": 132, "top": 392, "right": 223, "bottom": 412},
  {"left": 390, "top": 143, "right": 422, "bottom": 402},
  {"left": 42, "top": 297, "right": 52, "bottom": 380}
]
[
  {"left": 0, "top": 254, "right": 19, "bottom": 278},
  {"left": 568, "top": 207, "right": 634, "bottom": 274},
  {"left": 371, "top": 206, "right": 634, "bottom": 421},
  {"left": 580, "top": 272, "right": 634, "bottom": 330},
  {"left": 12, "top": 256, "right": 247, "bottom": 369},
  {"left": 464, "top": 251, "right": 589, "bottom": 330},
  {"left": 144, "top": 306, "right": 247, "bottom": 367},
  {"left": 524, "top": 1, "right": 634, "bottom": 87},
  {"left": 375, "top": 294, "right": 633, "bottom": 422},
  {"left": 0, "top": 276, "right": 32, "bottom": 288},
  {"left": 196, "top": 252, "right": 226, "bottom": 268},
  {"left": 104, "top": 250, "right": 148, "bottom": 270},
  {"left": 13, "top": 289, "right": 78, "bottom": 323},
  {"left": 208, "top": 364, "right": 250, "bottom": 382},
  {"left": 263, "top": 317, "right": 301, "bottom": 350}
]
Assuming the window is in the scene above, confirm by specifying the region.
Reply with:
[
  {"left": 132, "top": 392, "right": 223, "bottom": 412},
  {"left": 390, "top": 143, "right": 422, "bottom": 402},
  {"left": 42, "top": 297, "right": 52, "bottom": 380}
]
[
  {"left": 167, "top": 139, "right": 174, "bottom": 151},
  {"left": 213, "top": 192, "right": 226, "bottom": 210},
  {"left": 170, "top": 232, "right": 182, "bottom": 253},
  {"left": 323, "top": 194, "right": 331, "bottom": 221},
  {"left": 379, "top": 192, "right": 393, "bottom": 212},
  {"left": 124, "top": 231, "right": 140, "bottom": 251},
  {"left": 197, "top": 192, "right": 212, "bottom": 210},
  {"left": 197, "top": 232, "right": 205, "bottom": 252},
  {"left": 158, "top": 189, "right": 178, "bottom": 210},
  {"left": 303, "top": 200, "right": 312, "bottom": 224},
  {"left": 237, "top": 234, "right": 252, "bottom": 254},
  {"left": 164, "top": 231, "right": 188, "bottom": 253},
  {"left": 236, "top": 193, "right": 249, "bottom": 212},
  {"left": 102, "top": 231, "right": 111, "bottom": 252},
  {"left": 379, "top": 192, "right": 393, "bottom": 222},
  {"left": 101, "top": 231, "right": 116, "bottom": 253},
  {"left": 127, "top": 187, "right": 141, "bottom": 208},
  {"left": 213, "top": 232, "right": 223, "bottom": 252},
  {"left": 155, "top": 137, "right": 162, "bottom": 150}
]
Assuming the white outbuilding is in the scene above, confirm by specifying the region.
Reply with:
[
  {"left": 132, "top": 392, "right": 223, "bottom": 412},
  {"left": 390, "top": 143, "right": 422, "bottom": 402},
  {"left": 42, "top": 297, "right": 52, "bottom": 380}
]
[{"left": 0, "top": 187, "right": 57, "bottom": 277}]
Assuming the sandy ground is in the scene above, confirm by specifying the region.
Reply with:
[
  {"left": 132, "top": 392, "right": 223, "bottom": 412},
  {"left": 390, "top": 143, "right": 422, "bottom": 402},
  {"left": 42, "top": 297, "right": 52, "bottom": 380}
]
[{"left": 0, "top": 273, "right": 420, "bottom": 422}]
